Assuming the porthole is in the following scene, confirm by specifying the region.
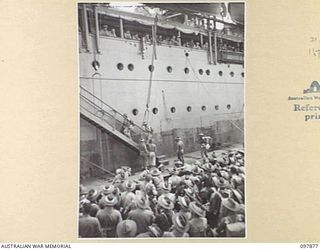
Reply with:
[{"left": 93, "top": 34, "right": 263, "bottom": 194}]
[
  {"left": 206, "top": 70, "right": 210, "bottom": 76},
  {"left": 117, "top": 63, "right": 124, "bottom": 71},
  {"left": 184, "top": 67, "right": 190, "bottom": 74},
  {"left": 227, "top": 104, "right": 231, "bottom": 110},
  {"left": 132, "top": 109, "right": 139, "bottom": 116},
  {"left": 128, "top": 64, "right": 134, "bottom": 71},
  {"left": 241, "top": 72, "right": 245, "bottom": 77},
  {"left": 199, "top": 69, "right": 203, "bottom": 75},
  {"left": 148, "top": 65, "right": 154, "bottom": 72},
  {"left": 187, "top": 106, "right": 192, "bottom": 112},
  {"left": 167, "top": 66, "right": 172, "bottom": 73},
  {"left": 170, "top": 107, "right": 176, "bottom": 113},
  {"left": 215, "top": 105, "right": 219, "bottom": 110},
  {"left": 219, "top": 71, "right": 223, "bottom": 76},
  {"left": 152, "top": 108, "right": 158, "bottom": 114},
  {"left": 230, "top": 72, "right": 234, "bottom": 77},
  {"left": 201, "top": 105, "right": 207, "bottom": 111}
]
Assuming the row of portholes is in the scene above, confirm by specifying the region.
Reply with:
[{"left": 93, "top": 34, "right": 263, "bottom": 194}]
[
  {"left": 131, "top": 104, "right": 232, "bottom": 116},
  {"left": 116, "top": 63, "right": 244, "bottom": 77}
]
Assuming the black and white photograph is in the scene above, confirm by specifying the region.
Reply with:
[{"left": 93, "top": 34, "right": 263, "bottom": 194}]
[{"left": 78, "top": 2, "right": 245, "bottom": 238}]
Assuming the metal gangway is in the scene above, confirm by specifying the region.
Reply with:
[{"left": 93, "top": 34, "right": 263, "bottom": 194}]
[{"left": 80, "top": 86, "right": 147, "bottom": 152}]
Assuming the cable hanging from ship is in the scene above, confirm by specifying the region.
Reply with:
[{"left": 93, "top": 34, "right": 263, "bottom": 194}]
[{"left": 142, "top": 14, "right": 158, "bottom": 127}]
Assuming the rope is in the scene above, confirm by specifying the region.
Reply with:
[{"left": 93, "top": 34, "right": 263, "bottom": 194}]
[{"left": 143, "top": 15, "right": 158, "bottom": 125}]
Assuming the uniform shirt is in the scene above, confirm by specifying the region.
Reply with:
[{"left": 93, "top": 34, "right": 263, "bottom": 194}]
[
  {"left": 168, "top": 175, "right": 181, "bottom": 188},
  {"left": 181, "top": 177, "right": 193, "bottom": 188},
  {"left": 152, "top": 176, "right": 164, "bottom": 189},
  {"left": 100, "top": 29, "right": 114, "bottom": 36},
  {"left": 79, "top": 214, "right": 101, "bottom": 238},
  {"left": 127, "top": 208, "right": 155, "bottom": 235},
  {"left": 163, "top": 231, "right": 189, "bottom": 237},
  {"left": 144, "top": 181, "right": 157, "bottom": 196},
  {"left": 96, "top": 208, "right": 122, "bottom": 237},
  {"left": 231, "top": 174, "right": 243, "bottom": 190},
  {"left": 139, "top": 142, "right": 149, "bottom": 154},
  {"left": 177, "top": 141, "right": 184, "bottom": 153},
  {"left": 188, "top": 217, "right": 208, "bottom": 237},
  {"left": 124, "top": 32, "right": 132, "bottom": 39},
  {"left": 147, "top": 143, "right": 156, "bottom": 153},
  {"left": 120, "top": 191, "right": 136, "bottom": 209},
  {"left": 136, "top": 231, "right": 153, "bottom": 237},
  {"left": 215, "top": 214, "right": 240, "bottom": 237},
  {"left": 156, "top": 210, "right": 174, "bottom": 232}
]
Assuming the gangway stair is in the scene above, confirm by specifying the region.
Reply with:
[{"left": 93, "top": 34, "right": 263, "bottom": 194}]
[{"left": 80, "top": 86, "right": 147, "bottom": 153}]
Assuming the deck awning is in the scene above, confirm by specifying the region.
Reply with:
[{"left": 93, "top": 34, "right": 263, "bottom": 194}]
[
  {"left": 144, "top": 3, "right": 227, "bottom": 17},
  {"left": 228, "top": 3, "right": 245, "bottom": 25},
  {"left": 97, "top": 7, "right": 208, "bottom": 35},
  {"left": 95, "top": 5, "right": 244, "bottom": 41}
]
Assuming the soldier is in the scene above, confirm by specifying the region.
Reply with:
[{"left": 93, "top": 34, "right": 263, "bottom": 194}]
[
  {"left": 157, "top": 35, "right": 163, "bottom": 45},
  {"left": 123, "top": 126, "right": 132, "bottom": 139},
  {"left": 188, "top": 201, "right": 207, "bottom": 237},
  {"left": 147, "top": 138, "right": 157, "bottom": 167},
  {"left": 138, "top": 138, "right": 149, "bottom": 170},
  {"left": 163, "top": 214, "right": 190, "bottom": 237},
  {"left": 110, "top": 28, "right": 117, "bottom": 37},
  {"left": 142, "top": 122, "right": 153, "bottom": 141},
  {"left": 124, "top": 30, "right": 132, "bottom": 39},
  {"left": 97, "top": 195, "right": 122, "bottom": 237},
  {"left": 175, "top": 137, "right": 184, "bottom": 165},
  {"left": 79, "top": 201, "right": 102, "bottom": 238},
  {"left": 100, "top": 24, "right": 114, "bottom": 37},
  {"left": 119, "top": 180, "right": 136, "bottom": 219},
  {"left": 168, "top": 168, "right": 181, "bottom": 192},
  {"left": 121, "top": 113, "right": 130, "bottom": 134},
  {"left": 198, "top": 133, "right": 207, "bottom": 159},
  {"left": 169, "top": 35, "right": 179, "bottom": 46},
  {"left": 127, "top": 195, "right": 154, "bottom": 235},
  {"left": 144, "top": 34, "right": 152, "bottom": 43}
]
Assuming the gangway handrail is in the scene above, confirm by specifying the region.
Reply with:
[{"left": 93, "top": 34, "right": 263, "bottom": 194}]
[
  {"left": 80, "top": 86, "right": 148, "bottom": 147},
  {"left": 80, "top": 86, "right": 147, "bottom": 133},
  {"left": 80, "top": 96, "right": 144, "bottom": 138}
]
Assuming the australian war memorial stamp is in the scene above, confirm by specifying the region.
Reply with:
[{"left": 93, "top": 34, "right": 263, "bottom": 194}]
[{"left": 288, "top": 81, "right": 320, "bottom": 122}]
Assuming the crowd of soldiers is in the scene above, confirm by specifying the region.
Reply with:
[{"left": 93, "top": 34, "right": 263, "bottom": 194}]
[
  {"left": 79, "top": 132, "right": 246, "bottom": 238},
  {"left": 99, "top": 24, "right": 243, "bottom": 52}
]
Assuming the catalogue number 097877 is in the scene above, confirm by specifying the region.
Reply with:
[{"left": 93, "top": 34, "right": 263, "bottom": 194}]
[{"left": 300, "top": 244, "right": 319, "bottom": 248}]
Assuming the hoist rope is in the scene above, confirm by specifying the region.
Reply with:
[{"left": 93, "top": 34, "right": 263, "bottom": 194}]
[{"left": 142, "top": 15, "right": 158, "bottom": 126}]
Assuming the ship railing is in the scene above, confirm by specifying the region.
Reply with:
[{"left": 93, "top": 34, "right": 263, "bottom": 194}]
[
  {"left": 218, "top": 50, "right": 244, "bottom": 64},
  {"left": 84, "top": 32, "right": 244, "bottom": 52},
  {"left": 80, "top": 86, "right": 147, "bottom": 143}
]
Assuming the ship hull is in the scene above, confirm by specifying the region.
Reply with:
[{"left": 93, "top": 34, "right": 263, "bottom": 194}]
[{"left": 79, "top": 35, "right": 244, "bottom": 175}]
